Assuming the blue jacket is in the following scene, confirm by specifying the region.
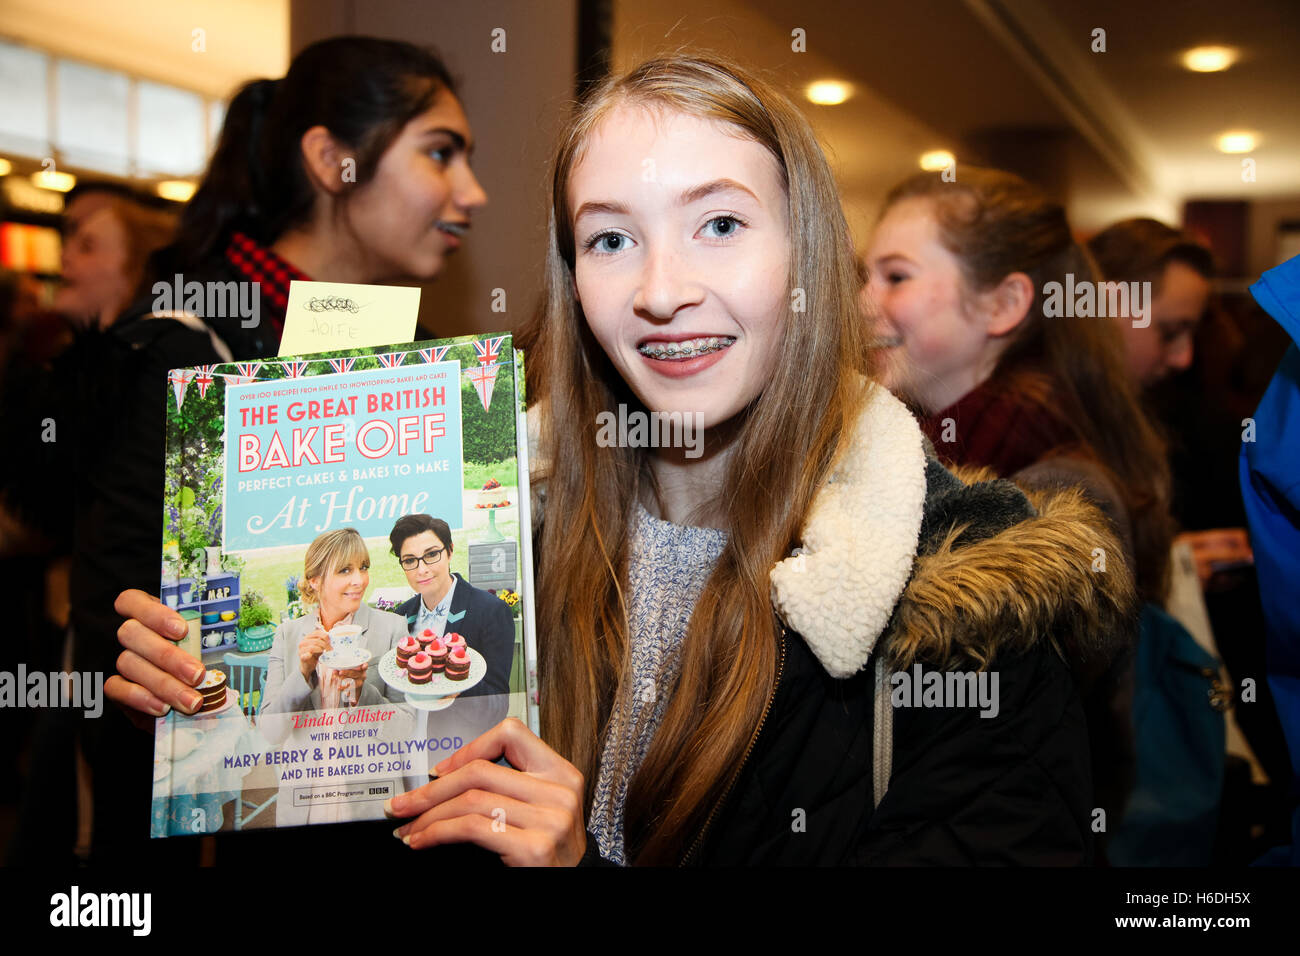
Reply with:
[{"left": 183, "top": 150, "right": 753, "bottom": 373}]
[{"left": 1239, "top": 254, "right": 1300, "bottom": 866}]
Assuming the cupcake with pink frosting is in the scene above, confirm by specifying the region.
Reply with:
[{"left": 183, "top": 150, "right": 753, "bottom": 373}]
[
  {"left": 396, "top": 636, "right": 420, "bottom": 670},
  {"left": 428, "top": 637, "right": 447, "bottom": 674},
  {"left": 445, "top": 646, "right": 470, "bottom": 682}
]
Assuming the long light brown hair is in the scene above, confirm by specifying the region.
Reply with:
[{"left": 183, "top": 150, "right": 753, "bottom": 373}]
[
  {"left": 881, "top": 168, "right": 1174, "bottom": 601},
  {"left": 520, "top": 53, "right": 873, "bottom": 864}
]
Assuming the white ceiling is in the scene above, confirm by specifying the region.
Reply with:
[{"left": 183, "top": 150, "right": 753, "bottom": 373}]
[
  {"left": 0, "top": 0, "right": 288, "bottom": 99},
  {"left": 613, "top": 0, "right": 1300, "bottom": 238}
]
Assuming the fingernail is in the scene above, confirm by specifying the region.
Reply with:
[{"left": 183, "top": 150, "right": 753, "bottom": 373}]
[
  {"left": 183, "top": 693, "right": 202, "bottom": 713},
  {"left": 151, "top": 701, "right": 170, "bottom": 717},
  {"left": 383, "top": 798, "right": 394, "bottom": 817},
  {"left": 427, "top": 769, "right": 439, "bottom": 780},
  {"left": 402, "top": 835, "right": 411, "bottom": 846},
  {"left": 189, "top": 666, "right": 205, "bottom": 685},
  {"left": 392, "top": 827, "right": 403, "bottom": 840},
  {"left": 433, "top": 759, "right": 449, "bottom": 775},
  {"left": 170, "top": 619, "right": 188, "bottom": 639}
]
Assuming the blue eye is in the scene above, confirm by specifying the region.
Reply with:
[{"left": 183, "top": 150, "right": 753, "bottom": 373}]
[
  {"left": 702, "top": 215, "right": 745, "bottom": 239},
  {"left": 584, "top": 230, "right": 631, "bottom": 255}
]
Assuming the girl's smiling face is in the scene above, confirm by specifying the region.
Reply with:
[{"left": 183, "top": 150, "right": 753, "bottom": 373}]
[
  {"left": 568, "top": 105, "right": 790, "bottom": 431},
  {"left": 864, "top": 197, "right": 998, "bottom": 415}
]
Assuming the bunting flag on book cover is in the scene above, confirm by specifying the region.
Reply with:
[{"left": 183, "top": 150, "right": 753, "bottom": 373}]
[
  {"left": 168, "top": 368, "right": 195, "bottom": 408},
  {"left": 193, "top": 365, "right": 217, "bottom": 399},
  {"left": 235, "top": 362, "right": 263, "bottom": 380},
  {"left": 419, "top": 346, "right": 451, "bottom": 364},
  {"left": 328, "top": 356, "right": 356, "bottom": 374},
  {"left": 466, "top": 362, "right": 499, "bottom": 412},
  {"left": 474, "top": 336, "right": 506, "bottom": 366},
  {"left": 221, "top": 374, "right": 255, "bottom": 386},
  {"left": 377, "top": 352, "right": 405, "bottom": 369},
  {"left": 280, "top": 359, "right": 309, "bottom": 378}
]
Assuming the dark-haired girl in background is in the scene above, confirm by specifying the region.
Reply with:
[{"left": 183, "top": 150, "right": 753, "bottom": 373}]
[{"left": 16, "top": 36, "right": 486, "bottom": 865}]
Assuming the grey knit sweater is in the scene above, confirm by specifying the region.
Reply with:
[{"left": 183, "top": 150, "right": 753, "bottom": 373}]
[{"left": 587, "top": 503, "right": 728, "bottom": 864}]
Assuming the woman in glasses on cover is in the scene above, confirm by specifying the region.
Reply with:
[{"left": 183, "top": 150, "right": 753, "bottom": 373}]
[{"left": 389, "top": 513, "right": 516, "bottom": 708}]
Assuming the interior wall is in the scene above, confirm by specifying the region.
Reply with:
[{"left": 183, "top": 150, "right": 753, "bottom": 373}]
[{"left": 291, "top": 0, "right": 579, "bottom": 339}]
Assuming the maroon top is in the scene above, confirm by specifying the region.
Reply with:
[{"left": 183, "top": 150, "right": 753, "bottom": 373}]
[{"left": 920, "top": 373, "right": 1083, "bottom": 476}]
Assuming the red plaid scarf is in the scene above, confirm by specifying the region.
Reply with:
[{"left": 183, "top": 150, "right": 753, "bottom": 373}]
[{"left": 224, "top": 231, "right": 311, "bottom": 339}]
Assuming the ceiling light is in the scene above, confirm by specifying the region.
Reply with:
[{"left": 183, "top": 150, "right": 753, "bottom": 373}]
[
  {"left": 806, "top": 81, "right": 851, "bottom": 106},
  {"left": 919, "top": 150, "right": 955, "bottom": 172},
  {"left": 157, "top": 180, "right": 197, "bottom": 202},
  {"left": 1182, "top": 46, "right": 1239, "bottom": 72},
  {"left": 0, "top": 158, "right": 12, "bottom": 176},
  {"left": 1216, "top": 131, "right": 1257, "bottom": 153},
  {"left": 31, "top": 169, "right": 75, "bottom": 192}
]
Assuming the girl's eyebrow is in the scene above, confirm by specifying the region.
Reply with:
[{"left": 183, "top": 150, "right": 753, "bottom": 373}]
[
  {"left": 420, "top": 127, "right": 473, "bottom": 156},
  {"left": 874, "top": 252, "right": 915, "bottom": 266},
  {"left": 677, "top": 178, "right": 759, "bottom": 207},
  {"left": 574, "top": 178, "right": 761, "bottom": 224}
]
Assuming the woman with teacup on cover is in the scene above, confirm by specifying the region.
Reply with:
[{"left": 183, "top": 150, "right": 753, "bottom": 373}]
[{"left": 261, "top": 527, "right": 408, "bottom": 715}]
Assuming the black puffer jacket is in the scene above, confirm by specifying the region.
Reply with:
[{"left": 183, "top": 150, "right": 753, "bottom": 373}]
[{"left": 578, "top": 386, "right": 1135, "bottom": 865}]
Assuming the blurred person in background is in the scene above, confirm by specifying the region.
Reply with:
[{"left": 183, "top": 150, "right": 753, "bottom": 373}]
[
  {"left": 1086, "top": 219, "right": 1251, "bottom": 584},
  {"left": 862, "top": 167, "right": 1223, "bottom": 865},
  {"left": 1087, "top": 218, "right": 1212, "bottom": 390},
  {"left": 53, "top": 185, "right": 177, "bottom": 331},
  {"left": 5, "top": 36, "right": 487, "bottom": 866},
  {"left": 1091, "top": 219, "right": 1293, "bottom": 860},
  {"left": 0, "top": 184, "right": 173, "bottom": 864}
]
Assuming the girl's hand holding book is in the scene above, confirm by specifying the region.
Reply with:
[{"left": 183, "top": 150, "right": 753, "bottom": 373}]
[
  {"left": 105, "top": 589, "right": 207, "bottom": 727},
  {"left": 386, "top": 718, "right": 587, "bottom": 866}
]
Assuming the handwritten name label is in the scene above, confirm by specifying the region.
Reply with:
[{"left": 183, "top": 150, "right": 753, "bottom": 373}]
[{"left": 279, "top": 280, "right": 420, "bottom": 355}]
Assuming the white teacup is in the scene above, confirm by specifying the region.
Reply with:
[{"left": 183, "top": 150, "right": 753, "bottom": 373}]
[{"left": 329, "top": 624, "right": 363, "bottom": 648}]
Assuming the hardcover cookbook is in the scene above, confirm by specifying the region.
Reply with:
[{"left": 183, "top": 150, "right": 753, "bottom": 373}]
[{"left": 151, "top": 332, "right": 536, "bottom": 836}]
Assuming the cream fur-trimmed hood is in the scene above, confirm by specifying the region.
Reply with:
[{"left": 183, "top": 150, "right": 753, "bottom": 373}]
[
  {"left": 769, "top": 384, "right": 928, "bottom": 679},
  {"left": 768, "top": 384, "right": 1135, "bottom": 681},
  {"left": 527, "top": 385, "right": 1133, "bottom": 683}
]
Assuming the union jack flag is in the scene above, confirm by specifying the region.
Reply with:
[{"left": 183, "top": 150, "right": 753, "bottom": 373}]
[
  {"left": 281, "top": 360, "right": 309, "bottom": 378},
  {"left": 474, "top": 336, "right": 507, "bottom": 365},
  {"left": 328, "top": 356, "right": 356, "bottom": 374},
  {"left": 377, "top": 352, "right": 406, "bottom": 369},
  {"left": 221, "top": 374, "right": 254, "bottom": 387},
  {"left": 235, "top": 362, "right": 263, "bottom": 379},
  {"left": 193, "top": 364, "right": 217, "bottom": 398},
  {"left": 466, "top": 363, "right": 499, "bottom": 412},
  {"left": 418, "top": 346, "right": 451, "bottom": 364},
  {"left": 168, "top": 368, "right": 195, "bottom": 408}
]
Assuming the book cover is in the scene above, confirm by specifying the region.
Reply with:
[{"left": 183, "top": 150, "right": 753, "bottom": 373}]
[{"left": 152, "top": 333, "right": 536, "bottom": 836}]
